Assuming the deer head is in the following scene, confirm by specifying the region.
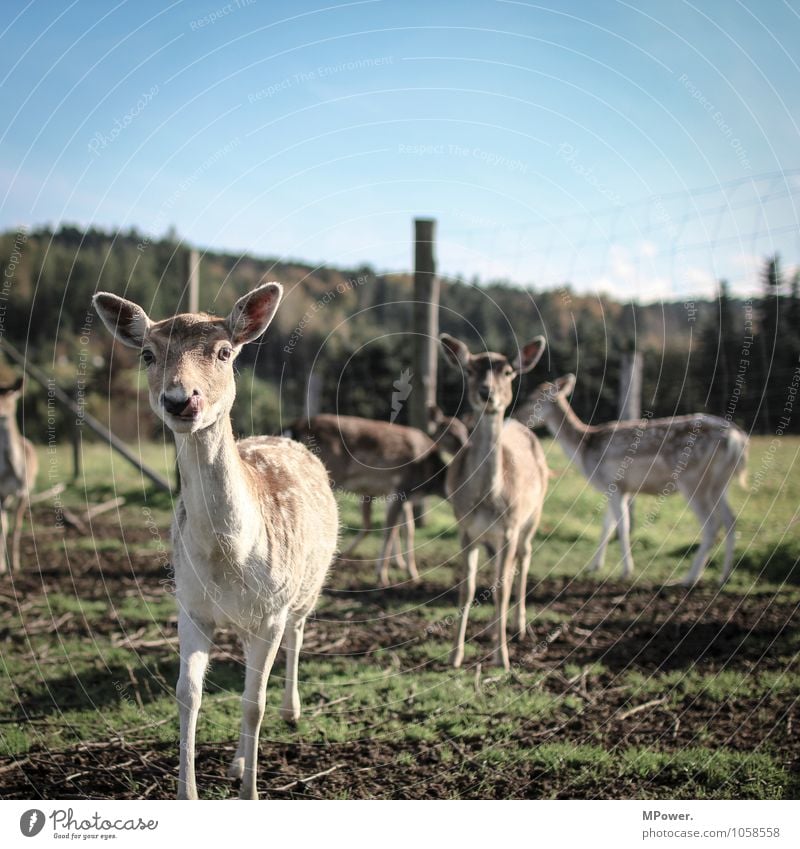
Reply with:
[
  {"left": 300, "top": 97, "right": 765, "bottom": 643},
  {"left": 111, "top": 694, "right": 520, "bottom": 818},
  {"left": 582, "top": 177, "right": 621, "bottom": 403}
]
[
  {"left": 518, "top": 374, "right": 576, "bottom": 428},
  {"left": 439, "top": 333, "right": 546, "bottom": 416},
  {"left": 93, "top": 283, "right": 283, "bottom": 434},
  {"left": 0, "top": 377, "right": 23, "bottom": 421}
]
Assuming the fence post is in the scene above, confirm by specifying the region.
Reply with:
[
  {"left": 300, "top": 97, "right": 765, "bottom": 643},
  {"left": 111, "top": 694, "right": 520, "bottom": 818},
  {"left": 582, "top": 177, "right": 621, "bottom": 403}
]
[
  {"left": 410, "top": 218, "right": 438, "bottom": 528},
  {"left": 186, "top": 248, "right": 200, "bottom": 314}
]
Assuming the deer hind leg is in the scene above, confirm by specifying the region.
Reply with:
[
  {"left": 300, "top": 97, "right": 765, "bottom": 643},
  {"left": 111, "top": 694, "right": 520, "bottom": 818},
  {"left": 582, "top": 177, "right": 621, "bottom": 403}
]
[
  {"left": 450, "top": 540, "right": 479, "bottom": 668},
  {"left": 339, "top": 499, "right": 372, "bottom": 560},
  {"left": 390, "top": 500, "right": 409, "bottom": 569},
  {"left": 176, "top": 613, "right": 214, "bottom": 800},
  {"left": 235, "top": 613, "right": 287, "bottom": 800},
  {"left": 513, "top": 522, "right": 537, "bottom": 641},
  {"left": 588, "top": 505, "right": 616, "bottom": 573},
  {"left": 718, "top": 496, "right": 737, "bottom": 585},
  {"left": 682, "top": 491, "right": 721, "bottom": 587},
  {"left": 279, "top": 612, "right": 306, "bottom": 723},
  {"left": 11, "top": 496, "right": 26, "bottom": 572},
  {"left": 402, "top": 500, "right": 419, "bottom": 583},
  {"left": 492, "top": 532, "right": 519, "bottom": 670}
]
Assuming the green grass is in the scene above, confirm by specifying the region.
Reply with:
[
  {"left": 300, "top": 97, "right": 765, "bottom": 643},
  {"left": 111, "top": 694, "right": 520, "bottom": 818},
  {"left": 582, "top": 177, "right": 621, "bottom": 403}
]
[{"left": 0, "top": 434, "right": 797, "bottom": 798}]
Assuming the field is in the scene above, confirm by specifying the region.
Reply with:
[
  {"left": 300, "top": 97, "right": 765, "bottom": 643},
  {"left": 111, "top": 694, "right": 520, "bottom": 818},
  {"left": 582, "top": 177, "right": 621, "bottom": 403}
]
[{"left": 0, "top": 435, "right": 798, "bottom": 800}]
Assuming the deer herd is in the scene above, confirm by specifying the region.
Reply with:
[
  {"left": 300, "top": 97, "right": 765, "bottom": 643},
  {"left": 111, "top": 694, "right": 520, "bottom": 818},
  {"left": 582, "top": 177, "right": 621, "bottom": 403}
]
[{"left": 0, "top": 283, "right": 749, "bottom": 799}]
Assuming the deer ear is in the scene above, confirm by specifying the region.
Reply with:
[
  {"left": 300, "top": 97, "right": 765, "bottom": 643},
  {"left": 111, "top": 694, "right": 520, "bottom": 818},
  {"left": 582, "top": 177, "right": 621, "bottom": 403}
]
[
  {"left": 93, "top": 293, "right": 152, "bottom": 348},
  {"left": 439, "top": 334, "right": 471, "bottom": 369},
  {"left": 227, "top": 282, "right": 283, "bottom": 347},
  {"left": 512, "top": 336, "right": 546, "bottom": 375},
  {"left": 554, "top": 374, "right": 576, "bottom": 396}
]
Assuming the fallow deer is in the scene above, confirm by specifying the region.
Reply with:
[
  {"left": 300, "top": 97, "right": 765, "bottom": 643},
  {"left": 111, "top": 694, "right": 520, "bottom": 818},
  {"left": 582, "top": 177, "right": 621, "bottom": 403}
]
[
  {"left": 0, "top": 378, "right": 37, "bottom": 573},
  {"left": 516, "top": 374, "right": 749, "bottom": 585},
  {"left": 287, "top": 410, "right": 467, "bottom": 586},
  {"left": 439, "top": 333, "right": 549, "bottom": 670},
  {"left": 94, "top": 284, "right": 338, "bottom": 800}
]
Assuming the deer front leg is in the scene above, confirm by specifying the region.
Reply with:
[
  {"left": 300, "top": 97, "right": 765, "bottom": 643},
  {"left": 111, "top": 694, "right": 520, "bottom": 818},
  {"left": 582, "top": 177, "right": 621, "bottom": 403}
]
[
  {"left": 238, "top": 613, "right": 287, "bottom": 800},
  {"left": 376, "top": 497, "right": 405, "bottom": 586},
  {"left": 610, "top": 493, "right": 634, "bottom": 579},
  {"left": 588, "top": 505, "right": 615, "bottom": 572},
  {"left": 176, "top": 612, "right": 214, "bottom": 800},
  {"left": 402, "top": 499, "right": 419, "bottom": 582},
  {"left": 492, "top": 533, "right": 519, "bottom": 670},
  {"left": 339, "top": 499, "right": 372, "bottom": 560},
  {"left": 0, "top": 502, "right": 9, "bottom": 574},
  {"left": 450, "top": 541, "right": 479, "bottom": 668},
  {"left": 514, "top": 529, "right": 535, "bottom": 640},
  {"left": 11, "top": 496, "right": 27, "bottom": 572}
]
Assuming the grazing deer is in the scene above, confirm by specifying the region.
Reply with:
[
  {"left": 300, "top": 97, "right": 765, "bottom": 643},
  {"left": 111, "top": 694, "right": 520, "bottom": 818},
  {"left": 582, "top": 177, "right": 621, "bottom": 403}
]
[
  {"left": 439, "top": 333, "right": 549, "bottom": 670},
  {"left": 93, "top": 284, "right": 338, "bottom": 800},
  {"left": 516, "top": 374, "right": 749, "bottom": 586},
  {"left": 287, "top": 410, "right": 467, "bottom": 586},
  {"left": 0, "top": 378, "right": 37, "bottom": 573}
]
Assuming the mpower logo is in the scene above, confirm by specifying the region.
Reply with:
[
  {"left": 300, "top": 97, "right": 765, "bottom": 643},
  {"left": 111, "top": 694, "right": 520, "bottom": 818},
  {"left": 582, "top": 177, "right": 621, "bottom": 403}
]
[
  {"left": 20, "top": 810, "right": 45, "bottom": 837},
  {"left": 17, "top": 808, "right": 159, "bottom": 839}
]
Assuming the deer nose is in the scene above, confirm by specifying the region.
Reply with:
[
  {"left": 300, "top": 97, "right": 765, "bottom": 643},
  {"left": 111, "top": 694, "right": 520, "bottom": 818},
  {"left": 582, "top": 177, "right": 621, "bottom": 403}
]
[
  {"left": 478, "top": 386, "right": 491, "bottom": 401},
  {"left": 161, "top": 388, "right": 202, "bottom": 417}
]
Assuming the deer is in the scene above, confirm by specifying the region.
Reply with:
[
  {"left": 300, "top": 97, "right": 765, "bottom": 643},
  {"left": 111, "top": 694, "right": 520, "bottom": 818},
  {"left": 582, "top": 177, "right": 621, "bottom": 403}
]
[
  {"left": 439, "top": 333, "right": 549, "bottom": 670},
  {"left": 93, "top": 283, "right": 338, "bottom": 800},
  {"left": 0, "top": 377, "right": 37, "bottom": 573},
  {"left": 286, "top": 409, "right": 468, "bottom": 586},
  {"left": 515, "top": 374, "right": 749, "bottom": 586}
]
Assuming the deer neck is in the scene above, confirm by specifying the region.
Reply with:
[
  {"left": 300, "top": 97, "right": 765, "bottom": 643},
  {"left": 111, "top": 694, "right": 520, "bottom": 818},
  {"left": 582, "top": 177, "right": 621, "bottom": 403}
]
[
  {"left": 174, "top": 413, "right": 260, "bottom": 551},
  {"left": 544, "top": 399, "right": 590, "bottom": 467},
  {"left": 467, "top": 411, "right": 506, "bottom": 497}
]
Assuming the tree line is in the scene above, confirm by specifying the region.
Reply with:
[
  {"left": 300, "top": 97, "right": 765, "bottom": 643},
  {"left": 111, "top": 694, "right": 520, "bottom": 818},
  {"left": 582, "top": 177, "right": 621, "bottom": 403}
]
[{"left": 0, "top": 224, "right": 797, "bottom": 439}]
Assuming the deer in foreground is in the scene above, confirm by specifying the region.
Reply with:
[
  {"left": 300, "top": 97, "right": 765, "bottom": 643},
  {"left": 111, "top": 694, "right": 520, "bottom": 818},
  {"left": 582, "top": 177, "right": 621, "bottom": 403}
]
[
  {"left": 287, "top": 409, "right": 467, "bottom": 586},
  {"left": 0, "top": 378, "right": 37, "bottom": 573},
  {"left": 516, "top": 374, "right": 749, "bottom": 586},
  {"left": 94, "top": 284, "right": 338, "bottom": 800},
  {"left": 439, "top": 333, "right": 549, "bottom": 670}
]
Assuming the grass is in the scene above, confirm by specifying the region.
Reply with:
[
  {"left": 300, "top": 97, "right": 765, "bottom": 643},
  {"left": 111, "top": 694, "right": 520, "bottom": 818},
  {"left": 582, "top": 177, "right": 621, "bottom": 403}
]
[{"left": 0, "top": 434, "right": 797, "bottom": 799}]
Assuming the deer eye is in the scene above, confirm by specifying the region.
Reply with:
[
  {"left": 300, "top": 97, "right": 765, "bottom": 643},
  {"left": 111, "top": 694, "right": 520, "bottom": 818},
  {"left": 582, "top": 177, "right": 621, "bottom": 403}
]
[
  {"left": 141, "top": 350, "right": 155, "bottom": 366},
  {"left": 218, "top": 346, "right": 233, "bottom": 362}
]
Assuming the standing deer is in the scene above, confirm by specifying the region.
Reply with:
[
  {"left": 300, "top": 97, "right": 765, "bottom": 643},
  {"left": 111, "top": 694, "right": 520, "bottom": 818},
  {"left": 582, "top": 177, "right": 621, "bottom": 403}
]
[
  {"left": 94, "top": 284, "right": 338, "bottom": 800},
  {"left": 439, "top": 333, "right": 549, "bottom": 670},
  {"left": 516, "top": 374, "right": 749, "bottom": 585},
  {"left": 0, "top": 377, "right": 37, "bottom": 573},
  {"left": 287, "top": 410, "right": 467, "bottom": 586}
]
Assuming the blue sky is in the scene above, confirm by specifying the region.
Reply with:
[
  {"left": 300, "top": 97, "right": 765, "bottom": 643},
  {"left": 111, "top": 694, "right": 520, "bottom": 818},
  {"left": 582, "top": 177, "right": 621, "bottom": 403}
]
[{"left": 2, "top": 0, "right": 799, "bottom": 300}]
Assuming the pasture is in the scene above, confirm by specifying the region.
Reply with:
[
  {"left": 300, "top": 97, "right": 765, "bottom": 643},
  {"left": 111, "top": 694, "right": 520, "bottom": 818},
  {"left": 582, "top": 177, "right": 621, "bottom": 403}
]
[{"left": 0, "top": 435, "right": 798, "bottom": 800}]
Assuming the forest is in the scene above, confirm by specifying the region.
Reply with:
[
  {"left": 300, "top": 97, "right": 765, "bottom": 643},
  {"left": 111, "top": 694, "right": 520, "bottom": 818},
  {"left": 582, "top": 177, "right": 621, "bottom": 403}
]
[{"left": 1, "top": 224, "right": 798, "bottom": 441}]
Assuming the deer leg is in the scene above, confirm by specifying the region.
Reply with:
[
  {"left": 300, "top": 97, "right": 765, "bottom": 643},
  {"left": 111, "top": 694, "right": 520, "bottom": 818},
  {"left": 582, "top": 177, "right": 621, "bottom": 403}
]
[
  {"left": 176, "top": 612, "right": 214, "bottom": 800},
  {"left": 403, "top": 500, "right": 419, "bottom": 583},
  {"left": 491, "top": 534, "right": 519, "bottom": 670},
  {"left": 11, "top": 496, "right": 26, "bottom": 572},
  {"left": 0, "top": 503, "right": 8, "bottom": 575},
  {"left": 718, "top": 496, "right": 737, "bottom": 585},
  {"left": 683, "top": 494, "right": 721, "bottom": 587},
  {"left": 390, "top": 500, "right": 408, "bottom": 569},
  {"left": 339, "top": 499, "right": 371, "bottom": 560},
  {"left": 376, "top": 498, "right": 404, "bottom": 586},
  {"left": 514, "top": 525, "right": 536, "bottom": 640},
  {"left": 237, "top": 613, "right": 287, "bottom": 800},
  {"left": 450, "top": 541, "right": 479, "bottom": 668},
  {"left": 588, "top": 505, "right": 615, "bottom": 572},
  {"left": 279, "top": 612, "right": 306, "bottom": 723},
  {"left": 610, "top": 493, "right": 635, "bottom": 579}
]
